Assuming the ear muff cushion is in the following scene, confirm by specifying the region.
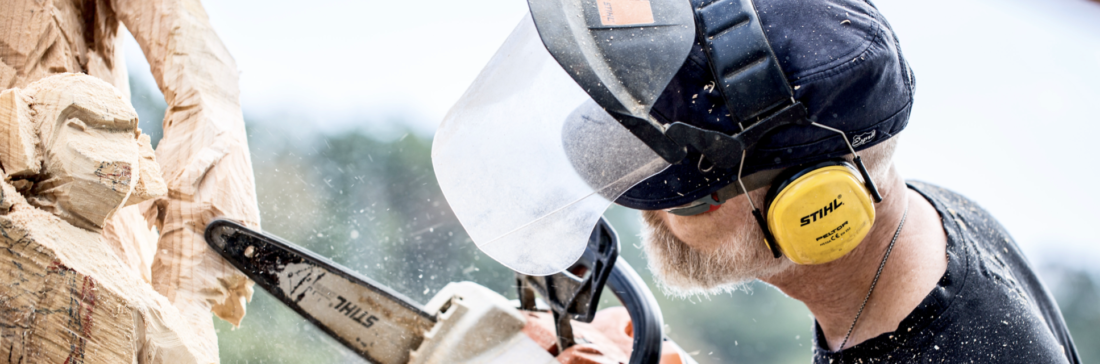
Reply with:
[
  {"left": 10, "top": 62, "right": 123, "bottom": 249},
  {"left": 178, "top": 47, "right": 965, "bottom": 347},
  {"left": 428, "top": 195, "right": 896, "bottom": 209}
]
[{"left": 764, "top": 161, "right": 876, "bottom": 265}]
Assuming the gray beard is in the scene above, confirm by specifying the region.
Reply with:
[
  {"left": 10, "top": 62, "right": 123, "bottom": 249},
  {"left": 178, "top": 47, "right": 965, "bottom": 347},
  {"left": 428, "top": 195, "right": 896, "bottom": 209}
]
[{"left": 640, "top": 210, "right": 794, "bottom": 297}]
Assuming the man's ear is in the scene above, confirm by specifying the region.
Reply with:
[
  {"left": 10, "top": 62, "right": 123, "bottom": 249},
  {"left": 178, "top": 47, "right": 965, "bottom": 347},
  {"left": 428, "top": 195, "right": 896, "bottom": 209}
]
[
  {"left": 124, "top": 132, "right": 167, "bottom": 207},
  {"left": 0, "top": 88, "right": 41, "bottom": 177}
]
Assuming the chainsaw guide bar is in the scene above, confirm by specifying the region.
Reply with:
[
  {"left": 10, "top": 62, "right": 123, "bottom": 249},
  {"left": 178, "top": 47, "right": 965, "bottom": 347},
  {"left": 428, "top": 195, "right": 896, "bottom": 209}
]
[{"left": 205, "top": 219, "right": 436, "bottom": 364}]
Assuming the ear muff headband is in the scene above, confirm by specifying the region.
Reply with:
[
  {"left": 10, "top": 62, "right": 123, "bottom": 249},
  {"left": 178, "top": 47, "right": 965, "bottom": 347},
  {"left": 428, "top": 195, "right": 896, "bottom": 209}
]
[{"left": 762, "top": 160, "right": 876, "bottom": 265}]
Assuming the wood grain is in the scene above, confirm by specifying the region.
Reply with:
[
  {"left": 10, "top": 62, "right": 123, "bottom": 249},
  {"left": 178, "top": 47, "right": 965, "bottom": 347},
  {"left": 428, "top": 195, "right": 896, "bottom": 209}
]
[
  {"left": 2, "top": 0, "right": 261, "bottom": 361},
  {"left": 0, "top": 73, "right": 214, "bottom": 363}
]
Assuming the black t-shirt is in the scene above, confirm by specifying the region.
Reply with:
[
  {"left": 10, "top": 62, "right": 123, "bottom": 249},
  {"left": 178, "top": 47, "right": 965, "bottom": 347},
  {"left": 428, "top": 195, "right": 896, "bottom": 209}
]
[{"left": 812, "top": 182, "right": 1081, "bottom": 363}]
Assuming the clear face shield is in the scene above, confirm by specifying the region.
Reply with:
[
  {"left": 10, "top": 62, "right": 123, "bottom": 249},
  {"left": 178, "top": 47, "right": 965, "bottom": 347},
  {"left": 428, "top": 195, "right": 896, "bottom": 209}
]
[{"left": 431, "top": 16, "right": 671, "bottom": 275}]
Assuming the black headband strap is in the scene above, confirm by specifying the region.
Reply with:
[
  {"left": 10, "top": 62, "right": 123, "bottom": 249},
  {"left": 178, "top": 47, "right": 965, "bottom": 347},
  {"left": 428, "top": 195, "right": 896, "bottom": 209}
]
[
  {"left": 694, "top": 0, "right": 794, "bottom": 124},
  {"left": 662, "top": 0, "right": 808, "bottom": 169}
]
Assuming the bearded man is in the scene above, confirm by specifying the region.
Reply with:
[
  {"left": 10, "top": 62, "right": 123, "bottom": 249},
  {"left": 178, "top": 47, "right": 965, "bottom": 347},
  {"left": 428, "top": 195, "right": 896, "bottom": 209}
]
[
  {"left": 640, "top": 137, "right": 1084, "bottom": 362},
  {"left": 625, "top": 0, "right": 1082, "bottom": 360},
  {"left": 436, "top": 0, "right": 1082, "bottom": 362}
]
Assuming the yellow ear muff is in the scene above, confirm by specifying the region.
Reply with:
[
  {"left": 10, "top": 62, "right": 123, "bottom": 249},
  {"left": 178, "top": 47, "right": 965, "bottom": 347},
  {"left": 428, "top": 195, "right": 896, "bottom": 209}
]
[{"left": 764, "top": 160, "right": 875, "bottom": 265}]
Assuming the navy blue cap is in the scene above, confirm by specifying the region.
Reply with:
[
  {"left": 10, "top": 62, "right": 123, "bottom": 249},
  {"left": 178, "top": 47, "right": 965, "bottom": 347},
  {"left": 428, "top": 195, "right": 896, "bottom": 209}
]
[{"left": 616, "top": 0, "right": 914, "bottom": 211}]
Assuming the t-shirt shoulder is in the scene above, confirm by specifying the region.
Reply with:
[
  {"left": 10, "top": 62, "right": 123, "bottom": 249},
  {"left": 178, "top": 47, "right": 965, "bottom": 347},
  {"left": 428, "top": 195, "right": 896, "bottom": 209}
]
[{"left": 810, "top": 181, "right": 1081, "bottom": 364}]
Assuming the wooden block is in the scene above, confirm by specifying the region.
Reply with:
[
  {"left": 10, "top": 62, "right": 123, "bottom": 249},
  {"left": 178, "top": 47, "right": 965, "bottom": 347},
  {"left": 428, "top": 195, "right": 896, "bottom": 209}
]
[
  {"left": 2, "top": 0, "right": 264, "bottom": 360},
  {"left": 0, "top": 74, "right": 208, "bottom": 364},
  {"left": 0, "top": 88, "right": 40, "bottom": 177},
  {"left": 114, "top": 0, "right": 263, "bottom": 334},
  {"left": 0, "top": 181, "right": 214, "bottom": 364},
  {"left": 127, "top": 133, "right": 168, "bottom": 207}
]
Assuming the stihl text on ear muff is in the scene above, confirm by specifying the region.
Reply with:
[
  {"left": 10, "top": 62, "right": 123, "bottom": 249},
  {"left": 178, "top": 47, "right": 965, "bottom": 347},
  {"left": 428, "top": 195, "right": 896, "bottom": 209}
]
[
  {"left": 744, "top": 123, "right": 883, "bottom": 265},
  {"left": 760, "top": 159, "right": 877, "bottom": 265}
]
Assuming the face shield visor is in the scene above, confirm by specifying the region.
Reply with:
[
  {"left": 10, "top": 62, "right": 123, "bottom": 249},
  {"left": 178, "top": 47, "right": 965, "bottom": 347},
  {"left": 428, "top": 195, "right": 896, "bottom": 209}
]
[
  {"left": 435, "top": 0, "right": 851, "bottom": 274},
  {"left": 432, "top": 16, "right": 672, "bottom": 275}
]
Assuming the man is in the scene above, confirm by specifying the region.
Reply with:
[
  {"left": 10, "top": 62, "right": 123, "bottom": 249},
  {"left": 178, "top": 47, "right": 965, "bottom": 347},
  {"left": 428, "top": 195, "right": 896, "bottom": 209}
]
[
  {"left": 643, "top": 139, "right": 1083, "bottom": 362},
  {"left": 436, "top": 0, "right": 1081, "bottom": 362},
  {"left": 627, "top": 1, "right": 1081, "bottom": 362}
]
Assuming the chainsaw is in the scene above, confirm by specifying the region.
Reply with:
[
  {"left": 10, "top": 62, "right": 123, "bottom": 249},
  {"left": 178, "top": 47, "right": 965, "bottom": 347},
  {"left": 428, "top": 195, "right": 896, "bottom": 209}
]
[{"left": 204, "top": 218, "right": 693, "bottom": 364}]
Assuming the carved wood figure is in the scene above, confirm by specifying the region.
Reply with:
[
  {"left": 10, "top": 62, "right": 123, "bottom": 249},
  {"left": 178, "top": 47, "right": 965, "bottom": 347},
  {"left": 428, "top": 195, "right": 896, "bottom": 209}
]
[
  {"left": 1, "top": 0, "right": 261, "bottom": 362},
  {"left": 0, "top": 73, "right": 212, "bottom": 363}
]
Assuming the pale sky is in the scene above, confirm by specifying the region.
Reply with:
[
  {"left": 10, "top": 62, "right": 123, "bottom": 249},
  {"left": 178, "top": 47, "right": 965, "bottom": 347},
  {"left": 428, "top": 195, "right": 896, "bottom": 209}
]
[{"left": 125, "top": 0, "right": 1100, "bottom": 271}]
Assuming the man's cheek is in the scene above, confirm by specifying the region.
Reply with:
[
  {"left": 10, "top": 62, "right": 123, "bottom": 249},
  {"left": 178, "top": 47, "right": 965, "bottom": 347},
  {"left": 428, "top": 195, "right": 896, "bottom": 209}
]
[{"left": 664, "top": 212, "right": 728, "bottom": 250}]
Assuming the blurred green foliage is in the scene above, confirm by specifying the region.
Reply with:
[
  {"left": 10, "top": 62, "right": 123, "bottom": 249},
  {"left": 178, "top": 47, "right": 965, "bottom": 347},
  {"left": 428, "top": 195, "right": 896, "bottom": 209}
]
[
  {"left": 129, "top": 78, "right": 1097, "bottom": 364},
  {"left": 1045, "top": 267, "right": 1100, "bottom": 363}
]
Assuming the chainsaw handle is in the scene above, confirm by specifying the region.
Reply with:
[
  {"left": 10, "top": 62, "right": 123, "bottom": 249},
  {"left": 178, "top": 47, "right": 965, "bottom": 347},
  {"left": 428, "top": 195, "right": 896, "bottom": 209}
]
[
  {"left": 518, "top": 218, "right": 664, "bottom": 363},
  {"left": 607, "top": 258, "right": 664, "bottom": 364}
]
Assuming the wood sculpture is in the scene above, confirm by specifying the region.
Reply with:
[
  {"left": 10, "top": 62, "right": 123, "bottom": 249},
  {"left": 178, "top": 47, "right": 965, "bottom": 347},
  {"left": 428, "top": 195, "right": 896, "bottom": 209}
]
[
  {"left": 1, "top": 0, "right": 262, "bottom": 362},
  {"left": 0, "top": 73, "right": 212, "bottom": 363}
]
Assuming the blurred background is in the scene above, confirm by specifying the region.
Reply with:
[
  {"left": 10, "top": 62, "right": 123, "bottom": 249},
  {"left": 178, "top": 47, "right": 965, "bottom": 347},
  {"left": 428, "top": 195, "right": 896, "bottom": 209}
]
[{"left": 123, "top": 0, "right": 1100, "bottom": 362}]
